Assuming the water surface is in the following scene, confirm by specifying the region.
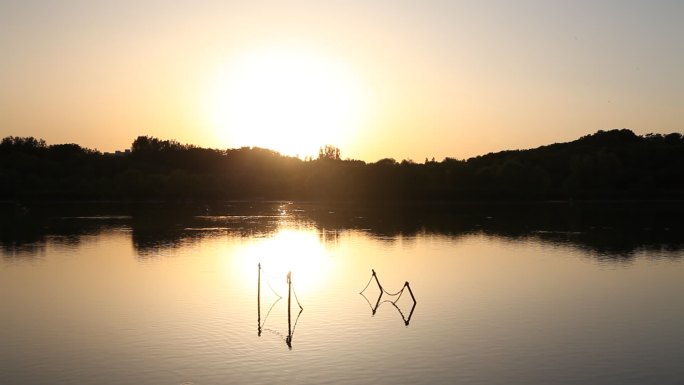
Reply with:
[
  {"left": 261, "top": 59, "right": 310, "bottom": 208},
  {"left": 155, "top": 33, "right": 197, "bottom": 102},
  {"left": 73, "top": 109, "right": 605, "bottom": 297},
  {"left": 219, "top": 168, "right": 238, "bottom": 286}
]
[{"left": 1, "top": 202, "right": 683, "bottom": 385}]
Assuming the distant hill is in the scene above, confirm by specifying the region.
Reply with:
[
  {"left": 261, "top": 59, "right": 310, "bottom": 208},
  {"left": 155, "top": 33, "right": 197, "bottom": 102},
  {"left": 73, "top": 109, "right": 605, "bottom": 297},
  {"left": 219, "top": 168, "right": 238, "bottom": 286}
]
[
  {"left": 1, "top": 129, "right": 683, "bottom": 201},
  {"left": 460, "top": 129, "right": 684, "bottom": 200}
]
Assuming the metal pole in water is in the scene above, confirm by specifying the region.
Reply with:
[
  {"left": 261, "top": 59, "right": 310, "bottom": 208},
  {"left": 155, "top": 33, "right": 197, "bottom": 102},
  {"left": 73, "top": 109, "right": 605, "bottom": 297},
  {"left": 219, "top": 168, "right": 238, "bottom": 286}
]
[
  {"left": 287, "top": 271, "right": 292, "bottom": 348},
  {"left": 405, "top": 281, "right": 416, "bottom": 303},
  {"left": 372, "top": 269, "right": 384, "bottom": 292},
  {"left": 257, "top": 263, "right": 261, "bottom": 336}
]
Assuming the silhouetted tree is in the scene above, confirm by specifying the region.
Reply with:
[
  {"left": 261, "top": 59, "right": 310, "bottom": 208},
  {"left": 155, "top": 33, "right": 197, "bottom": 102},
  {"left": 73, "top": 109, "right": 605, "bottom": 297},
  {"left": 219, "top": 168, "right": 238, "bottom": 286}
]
[
  {"left": 318, "top": 145, "right": 341, "bottom": 160},
  {"left": 1, "top": 129, "right": 684, "bottom": 201}
]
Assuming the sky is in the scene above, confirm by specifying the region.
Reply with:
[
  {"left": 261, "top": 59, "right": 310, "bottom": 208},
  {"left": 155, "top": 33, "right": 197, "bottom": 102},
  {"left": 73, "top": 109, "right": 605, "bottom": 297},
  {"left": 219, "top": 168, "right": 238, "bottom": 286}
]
[{"left": 1, "top": 0, "right": 682, "bottom": 161}]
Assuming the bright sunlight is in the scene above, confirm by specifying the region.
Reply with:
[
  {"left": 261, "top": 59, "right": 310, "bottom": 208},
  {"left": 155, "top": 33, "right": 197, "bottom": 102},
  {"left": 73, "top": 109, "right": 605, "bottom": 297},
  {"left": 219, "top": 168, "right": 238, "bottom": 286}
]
[
  {"left": 207, "top": 46, "right": 370, "bottom": 158},
  {"left": 230, "top": 228, "right": 332, "bottom": 297}
]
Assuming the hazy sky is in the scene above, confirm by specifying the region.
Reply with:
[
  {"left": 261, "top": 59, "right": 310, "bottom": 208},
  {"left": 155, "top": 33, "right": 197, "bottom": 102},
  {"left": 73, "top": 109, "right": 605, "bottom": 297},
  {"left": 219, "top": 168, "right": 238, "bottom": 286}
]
[{"left": 1, "top": 0, "right": 682, "bottom": 161}]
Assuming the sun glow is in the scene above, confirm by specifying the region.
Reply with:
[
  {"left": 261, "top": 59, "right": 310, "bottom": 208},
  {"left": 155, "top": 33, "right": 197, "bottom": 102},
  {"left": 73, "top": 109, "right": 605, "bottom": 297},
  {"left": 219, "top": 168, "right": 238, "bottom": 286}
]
[
  {"left": 231, "top": 228, "right": 332, "bottom": 297},
  {"left": 207, "top": 47, "right": 369, "bottom": 157}
]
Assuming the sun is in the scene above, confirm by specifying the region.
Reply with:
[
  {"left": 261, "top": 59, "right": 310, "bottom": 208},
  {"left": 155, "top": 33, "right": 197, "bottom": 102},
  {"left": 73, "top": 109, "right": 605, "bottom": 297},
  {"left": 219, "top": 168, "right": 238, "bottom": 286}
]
[{"left": 206, "top": 46, "right": 369, "bottom": 158}]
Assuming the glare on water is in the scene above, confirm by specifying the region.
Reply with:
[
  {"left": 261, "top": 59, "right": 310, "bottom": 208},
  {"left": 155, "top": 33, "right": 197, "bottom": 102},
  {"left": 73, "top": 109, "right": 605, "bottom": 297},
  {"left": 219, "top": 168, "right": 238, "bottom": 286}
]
[{"left": 1, "top": 202, "right": 683, "bottom": 385}]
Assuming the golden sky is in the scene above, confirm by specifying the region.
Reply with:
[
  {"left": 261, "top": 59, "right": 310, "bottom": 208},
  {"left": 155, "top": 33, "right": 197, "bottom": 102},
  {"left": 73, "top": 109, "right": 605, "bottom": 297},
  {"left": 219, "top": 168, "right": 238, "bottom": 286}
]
[{"left": 1, "top": 1, "right": 682, "bottom": 161}]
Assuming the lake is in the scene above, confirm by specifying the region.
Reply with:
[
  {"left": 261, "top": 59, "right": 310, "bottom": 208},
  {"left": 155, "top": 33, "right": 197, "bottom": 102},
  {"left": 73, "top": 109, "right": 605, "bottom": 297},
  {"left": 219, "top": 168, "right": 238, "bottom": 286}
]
[{"left": 1, "top": 202, "right": 683, "bottom": 385}]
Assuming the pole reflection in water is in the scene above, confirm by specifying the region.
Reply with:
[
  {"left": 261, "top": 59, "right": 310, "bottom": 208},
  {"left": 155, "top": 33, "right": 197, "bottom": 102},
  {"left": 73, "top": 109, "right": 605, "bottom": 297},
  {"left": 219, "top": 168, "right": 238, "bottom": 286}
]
[
  {"left": 257, "top": 263, "right": 283, "bottom": 337},
  {"left": 256, "top": 264, "right": 303, "bottom": 348},
  {"left": 285, "top": 271, "right": 304, "bottom": 349},
  {"left": 359, "top": 269, "right": 417, "bottom": 326}
]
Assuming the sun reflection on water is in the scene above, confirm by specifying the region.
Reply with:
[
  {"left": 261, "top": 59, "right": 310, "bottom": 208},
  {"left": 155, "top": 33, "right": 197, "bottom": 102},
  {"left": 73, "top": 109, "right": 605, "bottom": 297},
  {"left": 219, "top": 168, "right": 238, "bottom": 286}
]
[{"left": 231, "top": 227, "right": 332, "bottom": 298}]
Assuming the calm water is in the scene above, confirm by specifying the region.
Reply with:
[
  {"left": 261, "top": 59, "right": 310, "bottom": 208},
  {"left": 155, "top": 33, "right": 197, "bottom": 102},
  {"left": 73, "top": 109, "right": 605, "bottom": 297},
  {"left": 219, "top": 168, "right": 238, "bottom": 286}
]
[{"left": 1, "top": 202, "right": 683, "bottom": 385}]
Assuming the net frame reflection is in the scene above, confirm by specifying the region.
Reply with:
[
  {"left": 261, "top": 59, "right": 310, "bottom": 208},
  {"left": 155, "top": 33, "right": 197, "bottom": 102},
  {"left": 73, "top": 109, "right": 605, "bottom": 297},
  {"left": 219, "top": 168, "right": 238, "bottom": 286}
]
[
  {"left": 359, "top": 269, "right": 417, "bottom": 326},
  {"left": 256, "top": 263, "right": 304, "bottom": 349}
]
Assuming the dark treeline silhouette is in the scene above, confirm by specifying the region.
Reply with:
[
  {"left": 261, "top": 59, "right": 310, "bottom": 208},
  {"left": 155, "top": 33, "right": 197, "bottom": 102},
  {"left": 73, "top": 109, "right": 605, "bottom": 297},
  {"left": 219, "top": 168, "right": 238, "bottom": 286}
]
[{"left": 1, "top": 129, "right": 683, "bottom": 201}]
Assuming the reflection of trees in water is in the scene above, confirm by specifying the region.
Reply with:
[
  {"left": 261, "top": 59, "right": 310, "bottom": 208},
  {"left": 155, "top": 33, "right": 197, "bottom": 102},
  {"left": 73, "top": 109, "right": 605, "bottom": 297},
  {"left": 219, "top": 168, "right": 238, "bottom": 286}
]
[
  {"left": 300, "top": 202, "right": 684, "bottom": 258},
  {"left": 0, "top": 209, "right": 127, "bottom": 261},
  {"left": 318, "top": 228, "right": 341, "bottom": 245},
  {"left": 2, "top": 202, "right": 683, "bottom": 261},
  {"left": 528, "top": 230, "right": 684, "bottom": 261},
  {"left": 131, "top": 210, "right": 285, "bottom": 258},
  {"left": 1, "top": 217, "right": 46, "bottom": 260},
  {"left": 1, "top": 242, "right": 46, "bottom": 261},
  {"left": 470, "top": 203, "right": 684, "bottom": 258}
]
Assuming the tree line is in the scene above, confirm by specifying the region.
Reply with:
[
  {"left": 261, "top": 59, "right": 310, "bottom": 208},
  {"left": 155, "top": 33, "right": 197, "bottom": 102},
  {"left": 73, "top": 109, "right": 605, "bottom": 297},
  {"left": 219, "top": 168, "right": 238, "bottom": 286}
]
[{"left": 1, "top": 129, "right": 683, "bottom": 201}]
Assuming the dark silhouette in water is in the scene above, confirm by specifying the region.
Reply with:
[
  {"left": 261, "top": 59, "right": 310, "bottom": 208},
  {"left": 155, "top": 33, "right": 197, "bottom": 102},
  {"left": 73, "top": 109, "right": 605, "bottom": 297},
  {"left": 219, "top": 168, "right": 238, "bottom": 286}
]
[
  {"left": 285, "top": 271, "right": 304, "bottom": 349},
  {"left": 257, "top": 263, "right": 281, "bottom": 337},
  {"left": 256, "top": 264, "right": 302, "bottom": 349},
  {"left": 2, "top": 201, "right": 684, "bottom": 261},
  {"left": 2, "top": 129, "right": 684, "bottom": 201},
  {"left": 360, "top": 269, "right": 417, "bottom": 326}
]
